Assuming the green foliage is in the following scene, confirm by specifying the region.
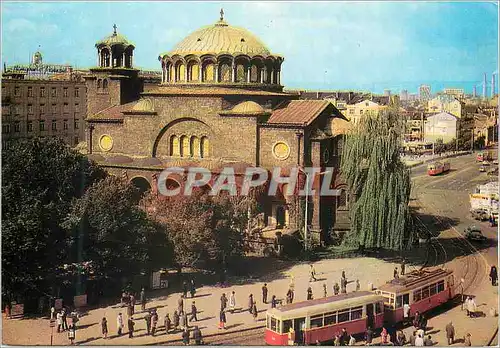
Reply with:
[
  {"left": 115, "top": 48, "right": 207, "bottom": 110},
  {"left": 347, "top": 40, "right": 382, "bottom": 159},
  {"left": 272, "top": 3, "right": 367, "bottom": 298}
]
[
  {"left": 340, "top": 108, "right": 414, "bottom": 250},
  {"left": 2, "top": 138, "right": 106, "bottom": 300},
  {"left": 474, "top": 135, "right": 486, "bottom": 150}
]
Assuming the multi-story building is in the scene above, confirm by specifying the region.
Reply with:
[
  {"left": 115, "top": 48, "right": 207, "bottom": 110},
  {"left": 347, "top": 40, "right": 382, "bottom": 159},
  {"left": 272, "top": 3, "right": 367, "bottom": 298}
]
[
  {"left": 424, "top": 112, "right": 458, "bottom": 143},
  {"left": 427, "top": 94, "right": 463, "bottom": 118},
  {"left": 419, "top": 84, "right": 432, "bottom": 101},
  {"left": 343, "top": 95, "right": 399, "bottom": 123},
  {"left": 443, "top": 88, "right": 465, "bottom": 99}
]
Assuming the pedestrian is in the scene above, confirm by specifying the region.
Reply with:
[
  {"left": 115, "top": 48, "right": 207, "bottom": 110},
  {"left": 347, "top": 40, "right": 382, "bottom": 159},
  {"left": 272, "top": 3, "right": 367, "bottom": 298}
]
[
  {"left": 415, "top": 333, "right": 424, "bottom": 347},
  {"left": 365, "top": 326, "right": 373, "bottom": 346},
  {"left": 310, "top": 264, "right": 317, "bottom": 282},
  {"left": 219, "top": 309, "right": 227, "bottom": 329},
  {"left": 68, "top": 324, "right": 76, "bottom": 345},
  {"left": 423, "top": 335, "right": 433, "bottom": 346},
  {"left": 490, "top": 265, "right": 498, "bottom": 286},
  {"left": 262, "top": 283, "right": 268, "bottom": 304},
  {"left": 189, "top": 301, "right": 198, "bottom": 322},
  {"left": 323, "top": 283, "right": 327, "bottom": 297},
  {"left": 248, "top": 294, "right": 254, "bottom": 313},
  {"left": 173, "top": 310, "right": 180, "bottom": 330},
  {"left": 464, "top": 333, "right": 471, "bottom": 346},
  {"left": 62, "top": 308, "right": 68, "bottom": 331},
  {"left": 403, "top": 302, "right": 411, "bottom": 325},
  {"left": 50, "top": 306, "right": 55, "bottom": 320},
  {"left": 140, "top": 288, "right": 146, "bottom": 311},
  {"left": 381, "top": 327, "right": 389, "bottom": 344},
  {"left": 128, "top": 317, "right": 135, "bottom": 338},
  {"left": 178, "top": 296, "right": 184, "bottom": 313},
  {"left": 164, "top": 313, "right": 171, "bottom": 334},
  {"left": 413, "top": 311, "right": 421, "bottom": 329},
  {"left": 229, "top": 291, "right": 236, "bottom": 313},
  {"left": 334, "top": 335, "right": 340, "bottom": 346},
  {"left": 307, "top": 286, "right": 313, "bottom": 300},
  {"left": 182, "top": 328, "right": 190, "bottom": 345},
  {"left": 394, "top": 267, "right": 399, "bottom": 279},
  {"left": 340, "top": 328, "right": 349, "bottom": 346},
  {"left": 286, "top": 288, "right": 294, "bottom": 304},
  {"left": 101, "top": 317, "right": 108, "bottom": 339},
  {"left": 56, "top": 311, "right": 63, "bottom": 333},
  {"left": 341, "top": 271, "right": 347, "bottom": 289},
  {"left": 190, "top": 279, "right": 196, "bottom": 298},
  {"left": 117, "top": 313, "right": 124, "bottom": 336},
  {"left": 333, "top": 282, "right": 340, "bottom": 295},
  {"left": 130, "top": 293, "right": 136, "bottom": 315},
  {"left": 419, "top": 314, "right": 428, "bottom": 332},
  {"left": 348, "top": 334, "right": 356, "bottom": 346},
  {"left": 396, "top": 330, "right": 406, "bottom": 346},
  {"left": 446, "top": 321, "right": 455, "bottom": 345},
  {"left": 179, "top": 310, "right": 187, "bottom": 330},
  {"left": 467, "top": 296, "right": 477, "bottom": 318},
  {"left": 182, "top": 280, "right": 188, "bottom": 298},
  {"left": 220, "top": 293, "right": 228, "bottom": 311},
  {"left": 401, "top": 259, "right": 406, "bottom": 275},
  {"left": 127, "top": 302, "right": 133, "bottom": 317},
  {"left": 355, "top": 279, "right": 360, "bottom": 292},
  {"left": 151, "top": 309, "right": 158, "bottom": 336},
  {"left": 409, "top": 331, "right": 417, "bottom": 346},
  {"left": 252, "top": 301, "right": 258, "bottom": 321},
  {"left": 340, "top": 279, "right": 347, "bottom": 294},
  {"left": 193, "top": 326, "right": 203, "bottom": 345},
  {"left": 271, "top": 295, "right": 277, "bottom": 308},
  {"left": 144, "top": 310, "right": 152, "bottom": 335}
]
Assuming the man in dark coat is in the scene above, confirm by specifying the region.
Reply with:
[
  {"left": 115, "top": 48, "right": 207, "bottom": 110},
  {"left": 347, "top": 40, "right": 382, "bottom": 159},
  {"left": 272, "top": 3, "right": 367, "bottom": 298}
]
[
  {"left": 190, "top": 279, "right": 196, "bottom": 298},
  {"left": 262, "top": 283, "right": 268, "bottom": 304},
  {"left": 189, "top": 301, "right": 198, "bottom": 322},
  {"left": 144, "top": 311, "right": 152, "bottom": 335},
  {"left": 182, "top": 328, "right": 190, "bottom": 345},
  {"left": 182, "top": 281, "right": 188, "bottom": 298},
  {"left": 339, "top": 328, "right": 348, "bottom": 346},
  {"left": 193, "top": 326, "right": 203, "bottom": 345},
  {"left": 220, "top": 293, "right": 228, "bottom": 311},
  {"left": 248, "top": 294, "right": 254, "bottom": 313},
  {"left": 490, "top": 266, "right": 498, "bottom": 286},
  {"left": 446, "top": 321, "right": 455, "bottom": 345},
  {"left": 307, "top": 287, "right": 313, "bottom": 300},
  {"left": 127, "top": 317, "right": 135, "bottom": 338}
]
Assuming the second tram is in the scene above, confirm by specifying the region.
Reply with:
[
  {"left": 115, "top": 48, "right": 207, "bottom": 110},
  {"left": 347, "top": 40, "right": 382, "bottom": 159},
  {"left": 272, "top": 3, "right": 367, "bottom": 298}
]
[{"left": 427, "top": 161, "right": 450, "bottom": 176}]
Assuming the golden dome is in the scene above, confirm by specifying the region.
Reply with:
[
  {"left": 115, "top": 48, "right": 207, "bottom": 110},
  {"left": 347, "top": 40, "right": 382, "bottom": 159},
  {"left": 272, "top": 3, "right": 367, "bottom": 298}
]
[
  {"left": 231, "top": 101, "right": 266, "bottom": 114},
  {"left": 169, "top": 17, "right": 272, "bottom": 57}
]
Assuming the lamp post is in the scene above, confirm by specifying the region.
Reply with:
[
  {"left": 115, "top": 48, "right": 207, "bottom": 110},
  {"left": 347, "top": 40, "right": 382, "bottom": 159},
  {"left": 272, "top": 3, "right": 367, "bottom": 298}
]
[{"left": 460, "top": 278, "right": 465, "bottom": 310}]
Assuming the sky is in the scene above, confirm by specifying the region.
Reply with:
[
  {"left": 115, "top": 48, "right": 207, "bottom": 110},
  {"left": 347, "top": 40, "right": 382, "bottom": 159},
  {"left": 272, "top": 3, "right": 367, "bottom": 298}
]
[{"left": 1, "top": 1, "right": 498, "bottom": 94}]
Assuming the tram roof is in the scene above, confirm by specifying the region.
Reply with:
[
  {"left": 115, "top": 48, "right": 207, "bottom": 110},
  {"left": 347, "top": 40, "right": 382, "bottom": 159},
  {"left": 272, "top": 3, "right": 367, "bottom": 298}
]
[
  {"left": 267, "top": 291, "right": 384, "bottom": 319},
  {"left": 377, "top": 268, "right": 453, "bottom": 293}
]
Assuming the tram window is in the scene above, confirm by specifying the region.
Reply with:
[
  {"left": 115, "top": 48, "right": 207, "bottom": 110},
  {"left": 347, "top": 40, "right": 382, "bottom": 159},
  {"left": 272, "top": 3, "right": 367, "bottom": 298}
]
[
  {"left": 403, "top": 293, "right": 410, "bottom": 305},
  {"left": 283, "top": 320, "right": 293, "bottom": 334},
  {"left": 429, "top": 283, "right": 437, "bottom": 296},
  {"left": 395, "top": 295, "right": 403, "bottom": 308},
  {"left": 270, "top": 317, "right": 277, "bottom": 332},
  {"left": 338, "top": 310, "right": 350, "bottom": 323},
  {"left": 350, "top": 306, "right": 363, "bottom": 321},
  {"left": 324, "top": 312, "right": 337, "bottom": 325},
  {"left": 311, "top": 314, "right": 323, "bottom": 328},
  {"left": 422, "top": 286, "right": 430, "bottom": 299},
  {"left": 413, "top": 290, "right": 422, "bottom": 302},
  {"left": 437, "top": 280, "right": 445, "bottom": 293},
  {"left": 375, "top": 302, "right": 383, "bottom": 314}
]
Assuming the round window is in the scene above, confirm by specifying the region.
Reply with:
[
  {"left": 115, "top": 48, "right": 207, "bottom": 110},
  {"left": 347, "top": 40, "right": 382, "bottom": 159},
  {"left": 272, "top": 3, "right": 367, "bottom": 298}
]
[
  {"left": 273, "top": 141, "right": 290, "bottom": 160},
  {"left": 99, "top": 134, "right": 113, "bottom": 152}
]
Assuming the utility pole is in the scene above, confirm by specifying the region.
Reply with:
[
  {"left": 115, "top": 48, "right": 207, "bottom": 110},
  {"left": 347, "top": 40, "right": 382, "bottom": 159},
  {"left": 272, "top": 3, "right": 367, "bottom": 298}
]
[
  {"left": 471, "top": 129, "right": 474, "bottom": 152},
  {"left": 304, "top": 173, "right": 309, "bottom": 251}
]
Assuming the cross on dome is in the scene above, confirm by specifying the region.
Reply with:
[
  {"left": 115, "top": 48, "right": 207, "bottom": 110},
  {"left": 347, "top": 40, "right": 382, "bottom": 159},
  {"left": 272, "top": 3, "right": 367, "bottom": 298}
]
[
  {"left": 220, "top": 8, "right": 224, "bottom": 21},
  {"left": 113, "top": 24, "right": 117, "bottom": 35}
]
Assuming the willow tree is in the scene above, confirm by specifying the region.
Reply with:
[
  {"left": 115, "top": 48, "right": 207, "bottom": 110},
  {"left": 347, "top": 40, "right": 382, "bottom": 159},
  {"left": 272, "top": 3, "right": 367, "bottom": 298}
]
[{"left": 341, "top": 108, "right": 414, "bottom": 250}]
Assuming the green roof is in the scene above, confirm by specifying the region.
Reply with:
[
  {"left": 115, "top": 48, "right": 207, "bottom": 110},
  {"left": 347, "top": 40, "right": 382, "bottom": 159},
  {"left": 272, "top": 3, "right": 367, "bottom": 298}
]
[{"left": 96, "top": 26, "right": 134, "bottom": 47}]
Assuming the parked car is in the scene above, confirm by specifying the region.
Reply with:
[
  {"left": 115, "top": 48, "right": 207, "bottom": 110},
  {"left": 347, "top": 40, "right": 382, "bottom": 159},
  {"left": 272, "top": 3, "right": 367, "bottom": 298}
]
[
  {"left": 471, "top": 208, "right": 489, "bottom": 220},
  {"left": 487, "top": 168, "right": 499, "bottom": 176},
  {"left": 482, "top": 161, "right": 490, "bottom": 166},
  {"left": 464, "top": 226, "right": 487, "bottom": 242},
  {"left": 479, "top": 166, "right": 487, "bottom": 172},
  {"left": 493, "top": 159, "right": 498, "bottom": 165}
]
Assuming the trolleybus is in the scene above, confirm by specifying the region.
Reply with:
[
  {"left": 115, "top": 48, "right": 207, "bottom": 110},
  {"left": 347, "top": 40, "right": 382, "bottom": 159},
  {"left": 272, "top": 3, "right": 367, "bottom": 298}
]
[
  {"left": 265, "top": 291, "right": 385, "bottom": 345},
  {"left": 427, "top": 161, "right": 450, "bottom": 176}
]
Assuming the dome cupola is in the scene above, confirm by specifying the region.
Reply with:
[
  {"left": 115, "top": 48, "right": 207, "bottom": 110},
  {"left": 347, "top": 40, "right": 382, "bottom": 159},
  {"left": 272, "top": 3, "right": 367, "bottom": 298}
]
[{"left": 95, "top": 24, "right": 135, "bottom": 68}]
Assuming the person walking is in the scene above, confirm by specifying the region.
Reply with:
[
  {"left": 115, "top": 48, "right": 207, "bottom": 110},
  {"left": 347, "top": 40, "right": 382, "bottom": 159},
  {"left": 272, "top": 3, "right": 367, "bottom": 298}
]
[
  {"left": 419, "top": 314, "right": 428, "bottom": 332},
  {"left": 248, "top": 294, "right": 254, "bottom": 313},
  {"left": 394, "top": 267, "right": 399, "bottom": 279},
  {"left": 340, "top": 279, "right": 347, "bottom": 294},
  {"left": 117, "top": 313, "right": 124, "bottom": 336},
  {"left": 164, "top": 313, "right": 171, "bottom": 334},
  {"left": 251, "top": 301, "right": 258, "bottom": 321},
  {"left": 190, "top": 279, "right": 196, "bottom": 298},
  {"left": 140, "top": 288, "right": 146, "bottom": 311},
  {"left": 355, "top": 279, "right": 360, "bottom": 292},
  {"left": 490, "top": 265, "right": 498, "bottom": 286},
  {"left": 144, "top": 310, "right": 152, "bottom": 335},
  {"left": 62, "top": 308, "right": 69, "bottom": 331},
  {"left": 333, "top": 282, "right": 340, "bottom": 295},
  {"left": 173, "top": 310, "right": 180, "bottom": 330},
  {"left": 220, "top": 293, "right": 228, "bottom": 311},
  {"left": 413, "top": 311, "right": 421, "bottom": 329},
  {"left": 182, "top": 280, "right": 188, "bottom": 298},
  {"left": 182, "top": 328, "right": 190, "bottom": 345},
  {"left": 403, "top": 302, "right": 411, "bottom": 325},
  {"left": 365, "top": 327, "right": 373, "bottom": 346},
  {"left": 219, "top": 309, "right": 227, "bottom": 329},
  {"left": 464, "top": 333, "right": 472, "bottom": 346},
  {"left": 128, "top": 317, "right": 135, "bottom": 338},
  {"left": 446, "top": 321, "right": 455, "bottom": 345},
  {"left": 178, "top": 296, "right": 184, "bottom": 313},
  {"left": 310, "top": 264, "right": 317, "bottom": 282},
  {"left": 348, "top": 334, "right": 356, "bottom": 346},
  {"left": 151, "top": 309, "right": 158, "bottom": 336},
  {"left": 127, "top": 302, "right": 133, "bottom": 317},
  {"left": 67, "top": 324, "right": 76, "bottom": 345},
  {"left": 286, "top": 288, "right": 294, "bottom": 304},
  {"left": 262, "top": 283, "right": 268, "bottom": 304},
  {"left": 323, "top": 283, "right": 327, "bottom": 297},
  {"left": 229, "top": 291, "right": 236, "bottom": 313},
  {"left": 179, "top": 310, "right": 187, "bottom": 330},
  {"left": 467, "top": 296, "right": 477, "bottom": 318},
  {"left": 307, "top": 286, "right": 313, "bottom": 300},
  {"left": 340, "top": 328, "right": 349, "bottom": 346},
  {"left": 409, "top": 331, "right": 417, "bottom": 346},
  {"left": 401, "top": 259, "right": 406, "bottom": 276},
  {"left": 56, "top": 311, "right": 63, "bottom": 333},
  {"left": 271, "top": 295, "right": 277, "bottom": 308},
  {"left": 381, "top": 327, "right": 389, "bottom": 344},
  {"left": 130, "top": 293, "right": 136, "bottom": 315},
  {"left": 193, "top": 326, "right": 203, "bottom": 345},
  {"left": 101, "top": 317, "right": 108, "bottom": 339},
  {"left": 189, "top": 301, "right": 198, "bottom": 322}
]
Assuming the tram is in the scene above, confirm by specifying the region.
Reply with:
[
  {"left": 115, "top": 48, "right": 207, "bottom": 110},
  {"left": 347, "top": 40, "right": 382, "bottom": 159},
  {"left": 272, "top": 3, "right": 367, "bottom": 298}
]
[
  {"left": 265, "top": 292, "right": 385, "bottom": 345},
  {"left": 427, "top": 161, "right": 450, "bottom": 176},
  {"left": 375, "top": 268, "right": 455, "bottom": 323}
]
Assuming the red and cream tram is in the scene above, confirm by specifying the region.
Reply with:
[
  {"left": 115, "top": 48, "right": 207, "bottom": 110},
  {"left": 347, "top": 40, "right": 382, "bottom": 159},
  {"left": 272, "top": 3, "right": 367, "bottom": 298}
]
[
  {"left": 265, "top": 291, "right": 385, "bottom": 345},
  {"left": 427, "top": 161, "right": 450, "bottom": 176},
  {"left": 375, "top": 268, "right": 455, "bottom": 323}
]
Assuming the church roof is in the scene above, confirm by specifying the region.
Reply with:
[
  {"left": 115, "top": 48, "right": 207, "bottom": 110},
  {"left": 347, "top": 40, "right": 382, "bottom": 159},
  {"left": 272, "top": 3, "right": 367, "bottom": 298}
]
[
  {"left": 96, "top": 25, "right": 134, "bottom": 48},
  {"left": 268, "top": 100, "right": 331, "bottom": 126},
  {"left": 87, "top": 102, "right": 136, "bottom": 121},
  {"left": 142, "top": 86, "right": 290, "bottom": 97}
]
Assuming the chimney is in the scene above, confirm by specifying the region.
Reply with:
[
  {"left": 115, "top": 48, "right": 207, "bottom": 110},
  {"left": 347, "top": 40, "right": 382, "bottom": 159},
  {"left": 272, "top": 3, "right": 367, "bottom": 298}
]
[
  {"left": 483, "top": 73, "right": 487, "bottom": 99},
  {"left": 473, "top": 86, "right": 477, "bottom": 98},
  {"left": 492, "top": 74, "right": 496, "bottom": 97}
]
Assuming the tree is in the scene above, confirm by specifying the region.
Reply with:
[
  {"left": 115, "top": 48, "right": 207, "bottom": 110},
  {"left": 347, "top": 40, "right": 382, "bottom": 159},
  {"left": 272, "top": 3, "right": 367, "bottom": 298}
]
[
  {"left": 474, "top": 135, "right": 486, "bottom": 150},
  {"left": 63, "top": 176, "right": 172, "bottom": 286},
  {"left": 340, "top": 109, "right": 414, "bottom": 250},
  {"left": 2, "top": 138, "right": 106, "bottom": 303}
]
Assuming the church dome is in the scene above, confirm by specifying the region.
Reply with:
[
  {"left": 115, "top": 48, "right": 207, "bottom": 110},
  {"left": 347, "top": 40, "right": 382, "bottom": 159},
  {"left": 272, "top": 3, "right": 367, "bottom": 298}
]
[
  {"left": 96, "top": 25, "right": 134, "bottom": 48},
  {"left": 231, "top": 101, "right": 266, "bottom": 114}
]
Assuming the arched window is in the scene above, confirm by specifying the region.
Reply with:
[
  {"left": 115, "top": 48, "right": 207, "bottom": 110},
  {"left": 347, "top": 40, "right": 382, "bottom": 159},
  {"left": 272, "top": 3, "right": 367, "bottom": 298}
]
[
  {"left": 200, "top": 136, "right": 209, "bottom": 158},
  {"left": 202, "top": 62, "right": 215, "bottom": 82},
  {"left": 175, "top": 62, "right": 185, "bottom": 82},
  {"left": 219, "top": 63, "right": 231, "bottom": 82},
  {"left": 170, "top": 135, "right": 180, "bottom": 156},
  {"left": 188, "top": 61, "right": 199, "bottom": 82},
  {"left": 265, "top": 66, "right": 273, "bottom": 84},
  {"left": 190, "top": 136, "right": 200, "bottom": 157},
  {"left": 102, "top": 79, "right": 108, "bottom": 89},
  {"left": 236, "top": 64, "right": 245, "bottom": 82},
  {"left": 180, "top": 135, "right": 189, "bottom": 157},
  {"left": 250, "top": 64, "right": 259, "bottom": 83}
]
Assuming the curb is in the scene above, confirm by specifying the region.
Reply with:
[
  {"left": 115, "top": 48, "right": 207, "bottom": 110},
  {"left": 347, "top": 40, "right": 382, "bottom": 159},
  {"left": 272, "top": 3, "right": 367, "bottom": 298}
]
[
  {"left": 405, "top": 151, "right": 472, "bottom": 168},
  {"left": 145, "top": 324, "right": 266, "bottom": 345}
]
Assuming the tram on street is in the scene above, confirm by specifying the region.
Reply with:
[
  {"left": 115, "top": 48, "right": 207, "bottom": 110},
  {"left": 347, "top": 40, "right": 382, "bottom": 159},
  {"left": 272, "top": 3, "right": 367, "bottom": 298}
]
[
  {"left": 375, "top": 268, "right": 455, "bottom": 324},
  {"left": 427, "top": 161, "right": 450, "bottom": 176},
  {"left": 265, "top": 291, "right": 385, "bottom": 345}
]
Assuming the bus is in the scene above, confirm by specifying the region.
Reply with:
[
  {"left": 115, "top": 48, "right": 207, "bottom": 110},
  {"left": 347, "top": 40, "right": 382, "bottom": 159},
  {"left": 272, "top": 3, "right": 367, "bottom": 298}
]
[
  {"left": 375, "top": 268, "right": 455, "bottom": 324},
  {"left": 427, "top": 161, "right": 450, "bottom": 176},
  {"left": 265, "top": 291, "right": 385, "bottom": 345}
]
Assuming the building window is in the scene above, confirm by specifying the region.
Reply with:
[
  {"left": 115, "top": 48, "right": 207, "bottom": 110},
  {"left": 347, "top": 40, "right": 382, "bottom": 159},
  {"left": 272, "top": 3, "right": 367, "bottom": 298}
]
[
  {"left": 63, "top": 103, "right": 69, "bottom": 113},
  {"left": 39, "top": 120, "right": 45, "bottom": 131},
  {"left": 360, "top": 110, "right": 364, "bottom": 114},
  {"left": 102, "top": 79, "right": 108, "bottom": 89},
  {"left": 51, "top": 87, "right": 57, "bottom": 97},
  {"left": 2, "top": 124, "right": 11, "bottom": 134},
  {"left": 27, "top": 104, "right": 33, "bottom": 114},
  {"left": 74, "top": 88, "right": 80, "bottom": 97},
  {"left": 40, "top": 87, "right": 46, "bottom": 97},
  {"left": 52, "top": 104, "right": 57, "bottom": 114},
  {"left": 52, "top": 120, "right": 57, "bottom": 131},
  {"left": 14, "top": 105, "right": 22, "bottom": 115},
  {"left": 27, "top": 121, "right": 33, "bottom": 132},
  {"left": 63, "top": 87, "right": 68, "bottom": 97},
  {"left": 14, "top": 121, "right": 20, "bottom": 133},
  {"left": 75, "top": 103, "right": 79, "bottom": 111},
  {"left": 40, "top": 104, "right": 46, "bottom": 114},
  {"left": 14, "top": 87, "right": 20, "bottom": 96},
  {"left": 74, "top": 137, "right": 79, "bottom": 145},
  {"left": 74, "top": 119, "right": 79, "bottom": 129},
  {"left": 28, "top": 87, "right": 33, "bottom": 97},
  {"left": 63, "top": 119, "right": 68, "bottom": 130}
]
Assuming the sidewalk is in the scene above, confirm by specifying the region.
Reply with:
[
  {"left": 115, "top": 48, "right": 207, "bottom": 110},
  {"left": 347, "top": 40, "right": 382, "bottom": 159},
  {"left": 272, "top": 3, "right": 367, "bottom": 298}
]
[{"left": 403, "top": 151, "right": 471, "bottom": 168}]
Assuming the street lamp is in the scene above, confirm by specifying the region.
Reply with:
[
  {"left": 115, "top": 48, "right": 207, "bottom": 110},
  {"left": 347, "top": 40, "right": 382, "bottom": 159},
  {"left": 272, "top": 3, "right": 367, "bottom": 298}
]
[{"left": 460, "top": 278, "right": 465, "bottom": 310}]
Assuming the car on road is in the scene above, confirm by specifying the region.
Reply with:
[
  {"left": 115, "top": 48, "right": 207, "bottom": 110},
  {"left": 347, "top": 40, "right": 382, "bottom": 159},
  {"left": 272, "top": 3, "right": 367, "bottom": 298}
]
[
  {"left": 479, "top": 165, "right": 487, "bottom": 172},
  {"left": 482, "top": 160, "right": 490, "bottom": 166},
  {"left": 471, "top": 208, "right": 489, "bottom": 221},
  {"left": 487, "top": 168, "right": 499, "bottom": 176},
  {"left": 493, "top": 159, "right": 499, "bottom": 165},
  {"left": 464, "top": 225, "right": 487, "bottom": 242}
]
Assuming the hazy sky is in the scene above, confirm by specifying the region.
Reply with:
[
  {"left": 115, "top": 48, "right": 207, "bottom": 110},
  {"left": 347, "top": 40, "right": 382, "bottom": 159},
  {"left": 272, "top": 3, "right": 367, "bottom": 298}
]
[{"left": 1, "top": 1, "right": 498, "bottom": 94}]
